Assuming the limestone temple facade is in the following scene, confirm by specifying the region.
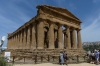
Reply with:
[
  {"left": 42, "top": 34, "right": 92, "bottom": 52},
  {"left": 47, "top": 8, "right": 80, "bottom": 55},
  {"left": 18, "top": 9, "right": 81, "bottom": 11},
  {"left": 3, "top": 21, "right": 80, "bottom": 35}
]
[{"left": 7, "top": 5, "right": 85, "bottom": 57}]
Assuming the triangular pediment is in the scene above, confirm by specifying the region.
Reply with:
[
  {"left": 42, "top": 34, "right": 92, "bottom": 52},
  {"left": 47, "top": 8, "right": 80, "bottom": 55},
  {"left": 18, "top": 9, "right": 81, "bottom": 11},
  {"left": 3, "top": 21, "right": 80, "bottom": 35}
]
[{"left": 37, "top": 5, "right": 81, "bottom": 22}]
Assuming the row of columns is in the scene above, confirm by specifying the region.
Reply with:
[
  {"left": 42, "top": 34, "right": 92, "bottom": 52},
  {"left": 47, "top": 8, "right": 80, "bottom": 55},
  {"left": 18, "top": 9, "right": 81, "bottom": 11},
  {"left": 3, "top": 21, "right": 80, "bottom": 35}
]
[
  {"left": 7, "top": 24, "right": 36, "bottom": 49},
  {"left": 7, "top": 21, "right": 82, "bottom": 50},
  {"left": 64, "top": 26, "right": 82, "bottom": 49}
]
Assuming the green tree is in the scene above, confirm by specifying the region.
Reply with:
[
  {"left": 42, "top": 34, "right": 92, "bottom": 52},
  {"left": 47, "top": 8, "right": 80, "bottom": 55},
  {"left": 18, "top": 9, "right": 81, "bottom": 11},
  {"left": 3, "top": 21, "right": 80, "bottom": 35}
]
[{"left": 0, "top": 56, "right": 12, "bottom": 66}]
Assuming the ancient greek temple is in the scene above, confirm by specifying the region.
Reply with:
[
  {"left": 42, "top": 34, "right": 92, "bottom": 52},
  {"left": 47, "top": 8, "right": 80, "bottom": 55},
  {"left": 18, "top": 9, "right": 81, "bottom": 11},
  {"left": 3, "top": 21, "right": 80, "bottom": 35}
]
[{"left": 7, "top": 5, "right": 84, "bottom": 56}]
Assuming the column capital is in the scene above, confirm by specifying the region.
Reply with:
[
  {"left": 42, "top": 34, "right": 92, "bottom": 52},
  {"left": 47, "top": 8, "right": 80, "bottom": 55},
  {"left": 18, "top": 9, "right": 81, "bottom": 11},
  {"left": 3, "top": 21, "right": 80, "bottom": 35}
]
[
  {"left": 77, "top": 28, "right": 81, "bottom": 31},
  {"left": 57, "top": 23, "right": 63, "bottom": 26},
  {"left": 72, "top": 27, "right": 75, "bottom": 30},
  {"left": 65, "top": 25, "right": 70, "bottom": 28},
  {"left": 49, "top": 22, "right": 54, "bottom": 25}
]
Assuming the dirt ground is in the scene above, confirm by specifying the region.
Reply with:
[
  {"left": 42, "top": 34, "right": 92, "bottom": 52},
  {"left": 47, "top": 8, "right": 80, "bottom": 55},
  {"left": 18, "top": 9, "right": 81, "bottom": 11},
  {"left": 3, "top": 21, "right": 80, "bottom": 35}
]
[{"left": 14, "top": 63, "right": 99, "bottom": 66}]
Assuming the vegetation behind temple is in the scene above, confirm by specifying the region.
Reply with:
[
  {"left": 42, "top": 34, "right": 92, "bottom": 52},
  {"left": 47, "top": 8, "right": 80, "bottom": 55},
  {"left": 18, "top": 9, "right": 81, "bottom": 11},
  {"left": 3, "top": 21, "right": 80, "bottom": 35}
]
[
  {"left": 82, "top": 41, "right": 100, "bottom": 51},
  {"left": 0, "top": 51, "right": 12, "bottom": 66},
  {"left": 0, "top": 56, "right": 12, "bottom": 66}
]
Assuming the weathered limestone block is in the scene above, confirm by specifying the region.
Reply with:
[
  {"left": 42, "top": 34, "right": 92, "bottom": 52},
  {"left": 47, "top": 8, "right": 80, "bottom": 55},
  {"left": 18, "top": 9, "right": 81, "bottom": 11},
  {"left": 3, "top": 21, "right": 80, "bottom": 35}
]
[
  {"left": 31, "top": 24, "right": 36, "bottom": 49},
  {"left": 48, "top": 22, "right": 54, "bottom": 49},
  {"left": 66, "top": 26, "right": 71, "bottom": 49},
  {"left": 58, "top": 24, "right": 63, "bottom": 49},
  {"left": 37, "top": 21, "right": 44, "bottom": 49},
  {"left": 27, "top": 26, "right": 31, "bottom": 49},
  {"left": 23, "top": 29, "right": 26, "bottom": 49},
  {"left": 72, "top": 28, "right": 77, "bottom": 49},
  {"left": 77, "top": 29, "right": 82, "bottom": 49}
]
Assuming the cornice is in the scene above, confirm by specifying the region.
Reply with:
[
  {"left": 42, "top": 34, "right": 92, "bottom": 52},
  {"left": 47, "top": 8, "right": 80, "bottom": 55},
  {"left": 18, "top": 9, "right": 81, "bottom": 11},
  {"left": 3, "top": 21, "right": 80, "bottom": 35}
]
[{"left": 36, "top": 13, "right": 81, "bottom": 29}]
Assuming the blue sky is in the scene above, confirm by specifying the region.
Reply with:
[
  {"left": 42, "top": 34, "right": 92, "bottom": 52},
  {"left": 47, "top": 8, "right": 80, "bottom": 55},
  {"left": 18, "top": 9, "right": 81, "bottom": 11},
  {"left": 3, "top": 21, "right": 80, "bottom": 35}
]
[{"left": 0, "top": 0, "right": 100, "bottom": 47}]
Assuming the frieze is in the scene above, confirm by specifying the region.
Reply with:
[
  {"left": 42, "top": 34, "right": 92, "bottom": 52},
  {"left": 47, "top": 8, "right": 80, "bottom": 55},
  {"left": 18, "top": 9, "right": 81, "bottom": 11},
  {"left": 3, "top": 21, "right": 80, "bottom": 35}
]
[
  {"left": 37, "top": 10, "right": 81, "bottom": 28},
  {"left": 36, "top": 14, "right": 81, "bottom": 29}
]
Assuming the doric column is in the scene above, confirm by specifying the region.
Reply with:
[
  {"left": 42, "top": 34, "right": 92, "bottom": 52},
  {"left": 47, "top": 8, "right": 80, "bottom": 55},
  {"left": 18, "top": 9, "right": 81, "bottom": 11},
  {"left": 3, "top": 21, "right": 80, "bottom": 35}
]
[
  {"left": 19, "top": 31, "right": 22, "bottom": 49},
  {"left": 66, "top": 26, "right": 71, "bottom": 49},
  {"left": 58, "top": 24, "right": 63, "bottom": 49},
  {"left": 31, "top": 24, "right": 36, "bottom": 49},
  {"left": 12, "top": 36, "right": 14, "bottom": 49},
  {"left": 20, "top": 31, "right": 23, "bottom": 49},
  {"left": 72, "top": 28, "right": 77, "bottom": 49},
  {"left": 37, "top": 21, "right": 44, "bottom": 49},
  {"left": 14, "top": 35, "right": 16, "bottom": 49},
  {"left": 27, "top": 26, "right": 31, "bottom": 49},
  {"left": 11, "top": 37, "right": 13, "bottom": 49},
  {"left": 16, "top": 34, "right": 18, "bottom": 49},
  {"left": 77, "top": 29, "right": 82, "bottom": 49},
  {"left": 48, "top": 22, "right": 54, "bottom": 49},
  {"left": 20, "top": 30, "right": 23, "bottom": 49},
  {"left": 10, "top": 38, "right": 11, "bottom": 49},
  {"left": 7, "top": 38, "right": 10, "bottom": 49},
  {"left": 10, "top": 38, "right": 12, "bottom": 49},
  {"left": 10, "top": 37, "right": 11, "bottom": 49},
  {"left": 14, "top": 34, "right": 16, "bottom": 49},
  {"left": 54, "top": 30, "right": 58, "bottom": 48},
  {"left": 22, "top": 29, "right": 24, "bottom": 49},
  {"left": 9, "top": 38, "right": 11, "bottom": 49},
  {"left": 18, "top": 32, "right": 20, "bottom": 49},
  {"left": 23, "top": 29, "right": 26, "bottom": 49},
  {"left": 54, "top": 30, "right": 57, "bottom": 41},
  {"left": 64, "top": 33, "right": 66, "bottom": 49}
]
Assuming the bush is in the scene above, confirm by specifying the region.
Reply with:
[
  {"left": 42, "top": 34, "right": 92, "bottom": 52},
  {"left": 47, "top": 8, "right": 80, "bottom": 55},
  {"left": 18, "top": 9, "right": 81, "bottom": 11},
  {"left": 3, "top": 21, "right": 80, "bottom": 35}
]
[{"left": 0, "top": 56, "right": 12, "bottom": 66}]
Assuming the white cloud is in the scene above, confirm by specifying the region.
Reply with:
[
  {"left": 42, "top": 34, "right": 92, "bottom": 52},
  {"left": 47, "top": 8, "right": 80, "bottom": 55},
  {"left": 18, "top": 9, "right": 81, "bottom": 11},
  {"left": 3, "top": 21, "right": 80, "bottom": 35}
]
[
  {"left": 81, "top": 13, "right": 100, "bottom": 42},
  {"left": 93, "top": 0, "right": 100, "bottom": 3},
  {"left": 0, "top": 1, "right": 36, "bottom": 47}
]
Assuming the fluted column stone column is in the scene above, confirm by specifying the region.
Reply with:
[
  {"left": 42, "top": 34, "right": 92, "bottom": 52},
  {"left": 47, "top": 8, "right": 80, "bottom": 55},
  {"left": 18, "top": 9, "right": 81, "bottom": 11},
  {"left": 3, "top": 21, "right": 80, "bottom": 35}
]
[
  {"left": 8, "top": 38, "right": 9, "bottom": 49},
  {"left": 77, "top": 29, "right": 82, "bottom": 49},
  {"left": 23, "top": 29, "right": 26, "bottom": 49},
  {"left": 22, "top": 29, "right": 24, "bottom": 49},
  {"left": 66, "top": 26, "right": 71, "bottom": 49},
  {"left": 19, "top": 31, "right": 22, "bottom": 49},
  {"left": 72, "top": 28, "right": 77, "bottom": 49},
  {"left": 7, "top": 38, "right": 9, "bottom": 49},
  {"left": 18, "top": 32, "right": 20, "bottom": 49},
  {"left": 14, "top": 35, "right": 16, "bottom": 49},
  {"left": 9, "top": 37, "right": 12, "bottom": 49},
  {"left": 54, "top": 30, "right": 58, "bottom": 48},
  {"left": 37, "top": 21, "right": 44, "bottom": 49},
  {"left": 27, "top": 26, "right": 31, "bottom": 49},
  {"left": 12, "top": 36, "right": 14, "bottom": 49},
  {"left": 48, "top": 22, "right": 54, "bottom": 49},
  {"left": 11, "top": 37, "right": 13, "bottom": 49},
  {"left": 31, "top": 24, "right": 36, "bottom": 49},
  {"left": 20, "top": 31, "right": 23, "bottom": 49},
  {"left": 16, "top": 34, "right": 18, "bottom": 49},
  {"left": 58, "top": 24, "right": 63, "bottom": 49},
  {"left": 9, "top": 38, "right": 11, "bottom": 49},
  {"left": 64, "top": 33, "right": 66, "bottom": 49}
]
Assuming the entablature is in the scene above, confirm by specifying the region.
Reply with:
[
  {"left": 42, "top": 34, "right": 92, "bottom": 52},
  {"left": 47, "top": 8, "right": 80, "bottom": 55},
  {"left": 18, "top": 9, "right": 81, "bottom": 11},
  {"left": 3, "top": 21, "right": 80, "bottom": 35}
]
[
  {"left": 36, "top": 14, "right": 81, "bottom": 30},
  {"left": 37, "top": 5, "right": 81, "bottom": 23}
]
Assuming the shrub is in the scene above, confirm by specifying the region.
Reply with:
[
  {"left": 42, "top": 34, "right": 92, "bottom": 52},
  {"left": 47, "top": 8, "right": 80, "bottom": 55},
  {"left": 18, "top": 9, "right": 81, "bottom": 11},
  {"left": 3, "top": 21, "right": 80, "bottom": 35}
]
[{"left": 0, "top": 55, "right": 12, "bottom": 66}]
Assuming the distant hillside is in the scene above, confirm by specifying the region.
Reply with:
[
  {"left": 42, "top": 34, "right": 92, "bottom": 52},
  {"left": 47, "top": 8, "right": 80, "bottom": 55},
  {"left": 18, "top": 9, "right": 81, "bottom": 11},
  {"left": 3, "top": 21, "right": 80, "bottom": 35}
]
[
  {"left": 82, "top": 41, "right": 100, "bottom": 51},
  {"left": 82, "top": 41, "right": 100, "bottom": 46}
]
